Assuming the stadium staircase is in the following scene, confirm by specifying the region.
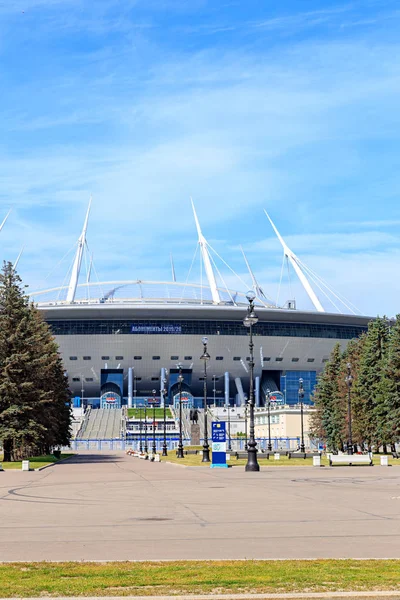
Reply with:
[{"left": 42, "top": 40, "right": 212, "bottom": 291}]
[{"left": 77, "top": 408, "right": 123, "bottom": 440}]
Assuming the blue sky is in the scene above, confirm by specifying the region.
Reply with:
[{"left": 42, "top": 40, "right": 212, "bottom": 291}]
[{"left": 1, "top": 0, "right": 400, "bottom": 315}]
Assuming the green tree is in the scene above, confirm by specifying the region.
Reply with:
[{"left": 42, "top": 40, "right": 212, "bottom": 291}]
[
  {"left": 356, "top": 317, "right": 390, "bottom": 450},
  {"left": 0, "top": 262, "right": 71, "bottom": 461},
  {"left": 384, "top": 315, "right": 400, "bottom": 448},
  {"left": 311, "top": 342, "right": 345, "bottom": 451}
]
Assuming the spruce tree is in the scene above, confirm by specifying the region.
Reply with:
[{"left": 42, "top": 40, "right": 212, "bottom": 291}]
[
  {"left": 0, "top": 262, "right": 71, "bottom": 460},
  {"left": 384, "top": 315, "right": 400, "bottom": 448},
  {"left": 311, "top": 342, "right": 344, "bottom": 451},
  {"left": 356, "top": 317, "right": 390, "bottom": 450}
]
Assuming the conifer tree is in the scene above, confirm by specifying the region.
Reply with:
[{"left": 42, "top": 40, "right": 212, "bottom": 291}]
[
  {"left": 0, "top": 262, "right": 71, "bottom": 460},
  {"left": 311, "top": 342, "right": 344, "bottom": 451},
  {"left": 384, "top": 315, "right": 400, "bottom": 448},
  {"left": 356, "top": 317, "right": 389, "bottom": 450}
]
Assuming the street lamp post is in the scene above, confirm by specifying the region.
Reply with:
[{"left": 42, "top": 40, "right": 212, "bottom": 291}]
[
  {"left": 243, "top": 291, "right": 260, "bottom": 472},
  {"left": 162, "top": 377, "right": 168, "bottom": 457},
  {"left": 152, "top": 389, "right": 157, "bottom": 455},
  {"left": 223, "top": 403, "right": 232, "bottom": 451},
  {"left": 266, "top": 389, "right": 272, "bottom": 451},
  {"left": 298, "top": 378, "right": 305, "bottom": 453},
  {"left": 139, "top": 406, "right": 143, "bottom": 452},
  {"left": 200, "top": 337, "right": 211, "bottom": 462},
  {"left": 244, "top": 400, "right": 248, "bottom": 450},
  {"left": 345, "top": 363, "right": 354, "bottom": 455},
  {"left": 144, "top": 400, "right": 148, "bottom": 454},
  {"left": 176, "top": 364, "right": 185, "bottom": 458}
]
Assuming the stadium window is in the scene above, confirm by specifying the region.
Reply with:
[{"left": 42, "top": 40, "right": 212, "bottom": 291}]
[
  {"left": 263, "top": 357, "right": 271, "bottom": 362},
  {"left": 134, "top": 377, "right": 142, "bottom": 381},
  {"left": 83, "top": 356, "right": 91, "bottom": 360},
  {"left": 246, "top": 357, "right": 250, "bottom": 362},
  {"left": 275, "top": 357, "right": 283, "bottom": 362},
  {"left": 199, "top": 377, "right": 204, "bottom": 381},
  {"left": 152, "top": 356, "right": 160, "bottom": 360},
  {"left": 72, "top": 377, "right": 80, "bottom": 382},
  {"left": 151, "top": 377, "right": 159, "bottom": 381},
  {"left": 134, "top": 356, "right": 142, "bottom": 360},
  {"left": 322, "top": 358, "right": 329, "bottom": 363},
  {"left": 85, "top": 377, "right": 93, "bottom": 382},
  {"left": 115, "top": 355, "right": 124, "bottom": 360},
  {"left": 69, "top": 356, "right": 77, "bottom": 361},
  {"left": 184, "top": 356, "right": 192, "bottom": 360},
  {"left": 216, "top": 356, "right": 223, "bottom": 361},
  {"left": 292, "top": 358, "right": 299, "bottom": 362},
  {"left": 307, "top": 358, "right": 315, "bottom": 363},
  {"left": 101, "top": 356, "right": 110, "bottom": 360},
  {"left": 233, "top": 357, "right": 241, "bottom": 361},
  {"left": 171, "top": 355, "right": 179, "bottom": 360}
]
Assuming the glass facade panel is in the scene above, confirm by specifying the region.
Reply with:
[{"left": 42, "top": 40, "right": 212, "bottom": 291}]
[
  {"left": 47, "top": 318, "right": 367, "bottom": 340},
  {"left": 280, "top": 370, "right": 317, "bottom": 405}
]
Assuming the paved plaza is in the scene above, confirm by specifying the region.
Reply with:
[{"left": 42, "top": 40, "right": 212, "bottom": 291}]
[{"left": 1, "top": 453, "right": 400, "bottom": 561}]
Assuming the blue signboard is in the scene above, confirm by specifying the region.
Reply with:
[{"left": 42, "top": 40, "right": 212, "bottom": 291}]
[{"left": 211, "top": 422, "right": 228, "bottom": 468}]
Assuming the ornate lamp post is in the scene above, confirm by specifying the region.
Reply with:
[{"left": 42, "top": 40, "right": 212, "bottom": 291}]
[
  {"left": 144, "top": 400, "right": 148, "bottom": 454},
  {"left": 298, "top": 378, "right": 305, "bottom": 453},
  {"left": 139, "top": 406, "right": 143, "bottom": 452},
  {"left": 152, "top": 389, "right": 157, "bottom": 455},
  {"left": 176, "top": 364, "right": 185, "bottom": 458},
  {"left": 162, "top": 376, "right": 168, "bottom": 457},
  {"left": 266, "top": 389, "right": 272, "bottom": 451},
  {"left": 200, "top": 337, "right": 211, "bottom": 462},
  {"left": 345, "top": 363, "right": 354, "bottom": 455},
  {"left": 243, "top": 290, "right": 260, "bottom": 472},
  {"left": 244, "top": 399, "right": 248, "bottom": 450},
  {"left": 223, "top": 403, "right": 233, "bottom": 451}
]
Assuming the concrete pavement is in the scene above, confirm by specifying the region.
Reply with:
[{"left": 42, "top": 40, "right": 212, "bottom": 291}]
[{"left": 1, "top": 452, "right": 400, "bottom": 561}]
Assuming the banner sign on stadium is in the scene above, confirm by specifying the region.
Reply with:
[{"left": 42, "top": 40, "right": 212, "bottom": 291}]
[
  {"left": 131, "top": 324, "right": 182, "bottom": 334},
  {"left": 211, "top": 422, "right": 228, "bottom": 469}
]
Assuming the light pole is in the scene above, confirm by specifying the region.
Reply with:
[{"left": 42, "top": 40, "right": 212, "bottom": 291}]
[
  {"left": 212, "top": 375, "right": 217, "bottom": 406},
  {"left": 162, "top": 377, "right": 168, "bottom": 457},
  {"left": 244, "top": 400, "right": 248, "bottom": 450},
  {"left": 152, "top": 389, "right": 157, "bottom": 455},
  {"left": 243, "top": 291, "right": 260, "bottom": 472},
  {"left": 266, "top": 389, "right": 272, "bottom": 451},
  {"left": 298, "top": 378, "right": 305, "bottom": 453},
  {"left": 223, "top": 403, "right": 232, "bottom": 451},
  {"left": 345, "top": 363, "right": 354, "bottom": 455},
  {"left": 200, "top": 337, "right": 211, "bottom": 462},
  {"left": 139, "top": 406, "right": 143, "bottom": 452},
  {"left": 144, "top": 400, "right": 148, "bottom": 454},
  {"left": 177, "top": 364, "right": 185, "bottom": 458}
]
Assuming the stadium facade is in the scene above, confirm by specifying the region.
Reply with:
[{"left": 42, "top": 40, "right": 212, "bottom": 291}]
[{"left": 22, "top": 201, "right": 370, "bottom": 409}]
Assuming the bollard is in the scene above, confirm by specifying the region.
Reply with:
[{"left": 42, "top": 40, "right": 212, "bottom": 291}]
[
  {"left": 22, "top": 460, "right": 30, "bottom": 471},
  {"left": 274, "top": 453, "right": 280, "bottom": 460},
  {"left": 380, "top": 455, "right": 389, "bottom": 466},
  {"left": 0, "top": 463, "right": 3, "bottom": 471},
  {"left": 226, "top": 454, "right": 230, "bottom": 461},
  {"left": 313, "top": 455, "right": 321, "bottom": 467}
]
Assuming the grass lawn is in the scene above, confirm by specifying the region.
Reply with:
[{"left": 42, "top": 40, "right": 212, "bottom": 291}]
[
  {"left": 162, "top": 452, "right": 397, "bottom": 467},
  {"left": 127, "top": 408, "right": 170, "bottom": 419},
  {"left": 0, "top": 560, "right": 399, "bottom": 596},
  {"left": 0, "top": 453, "right": 73, "bottom": 470}
]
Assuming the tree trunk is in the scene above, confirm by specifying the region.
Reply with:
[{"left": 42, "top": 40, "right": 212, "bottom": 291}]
[{"left": 3, "top": 438, "right": 13, "bottom": 462}]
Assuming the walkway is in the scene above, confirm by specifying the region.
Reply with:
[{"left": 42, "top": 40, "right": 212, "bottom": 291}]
[{"left": 0, "top": 454, "right": 400, "bottom": 561}]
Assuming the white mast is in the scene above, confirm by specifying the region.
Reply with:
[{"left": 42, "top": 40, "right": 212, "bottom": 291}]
[
  {"left": 170, "top": 253, "right": 176, "bottom": 282},
  {"left": 191, "top": 198, "right": 220, "bottom": 304},
  {"left": 240, "top": 245, "right": 269, "bottom": 306},
  {"left": 0, "top": 209, "right": 11, "bottom": 234},
  {"left": 66, "top": 197, "right": 91, "bottom": 304},
  {"left": 264, "top": 210, "right": 325, "bottom": 313},
  {"left": 13, "top": 246, "right": 24, "bottom": 270}
]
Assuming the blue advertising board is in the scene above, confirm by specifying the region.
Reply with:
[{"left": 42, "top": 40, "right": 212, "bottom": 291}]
[{"left": 211, "top": 422, "right": 228, "bottom": 468}]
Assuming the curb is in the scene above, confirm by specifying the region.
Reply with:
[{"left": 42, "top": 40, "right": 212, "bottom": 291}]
[
  {"left": 2, "top": 593, "right": 400, "bottom": 600},
  {"left": 36, "top": 454, "right": 76, "bottom": 471}
]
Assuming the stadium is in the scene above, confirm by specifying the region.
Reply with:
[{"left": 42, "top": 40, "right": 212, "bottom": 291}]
[{"left": 16, "top": 201, "right": 370, "bottom": 412}]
